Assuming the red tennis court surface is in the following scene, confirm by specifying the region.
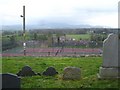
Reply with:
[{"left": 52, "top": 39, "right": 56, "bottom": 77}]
[{"left": 2, "top": 48, "right": 103, "bottom": 57}]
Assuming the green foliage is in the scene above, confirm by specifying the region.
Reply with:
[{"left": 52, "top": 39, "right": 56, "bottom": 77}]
[
  {"left": 90, "top": 34, "right": 107, "bottom": 42},
  {"left": 89, "top": 34, "right": 107, "bottom": 48},
  {"left": 33, "top": 33, "right": 37, "bottom": 40},
  {"left": 32, "top": 33, "right": 47, "bottom": 41},
  {"left": 2, "top": 57, "right": 119, "bottom": 88},
  {"left": 2, "top": 35, "right": 18, "bottom": 51}
]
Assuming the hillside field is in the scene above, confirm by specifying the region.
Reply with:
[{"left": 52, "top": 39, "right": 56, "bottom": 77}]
[{"left": 66, "top": 34, "right": 91, "bottom": 40}]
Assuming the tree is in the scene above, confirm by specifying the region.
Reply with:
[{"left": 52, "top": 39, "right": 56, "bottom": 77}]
[{"left": 33, "top": 33, "right": 37, "bottom": 40}]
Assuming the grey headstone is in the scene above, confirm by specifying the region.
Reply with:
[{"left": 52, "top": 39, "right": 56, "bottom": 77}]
[
  {"left": 0, "top": 73, "right": 2, "bottom": 90},
  {"left": 98, "top": 33, "right": 120, "bottom": 79},
  {"left": 103, "top": 34, "right": 118, "bottom": 67},
  {"left": 1, "top": 73, "right": 20, "bottom": 89},
  {"left": 17, "top": 65, "right": 36, "bottom": 76},
  {"left": 42, "top": 67, "right": 58, "bottom": 76},
  {"left": 63, "top": 67, "right": 81, "bottom": 80}
]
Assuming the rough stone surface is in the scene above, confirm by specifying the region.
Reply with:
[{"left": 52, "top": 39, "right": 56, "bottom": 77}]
[
  {"left": 103, "top": 34, "right": 118, "bottom": 67},
  {"left": 0, "top": 74, "right": 1, "bottom": 90},
  {"left": 63, "top": 67, "right": 81, "bottom": 80},
  {"left": 17, "top": 65, "right": 36, "bottom": 76},
  {"left": 98, "top": 67, "right": 119, "bottom": 78},
  {"left": 42, "top": 67, "right": 58, "bottom": 76},
  {"left": 98, "top": 33, "right": 120, "bottom": 79},
  {"left": 1, "top": 73, "right": 20, "bottom": 89}
]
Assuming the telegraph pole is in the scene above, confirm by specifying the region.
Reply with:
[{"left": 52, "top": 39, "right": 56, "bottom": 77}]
[{"left": 21, "top": 6, "right": 26, "bottom": 56}]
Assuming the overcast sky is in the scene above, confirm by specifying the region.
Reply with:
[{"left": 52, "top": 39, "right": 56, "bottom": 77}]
[{"left": 0, "top": 0, "right": 119, "bottom": 28}]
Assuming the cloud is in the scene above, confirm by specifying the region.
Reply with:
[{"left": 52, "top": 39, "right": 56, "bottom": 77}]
[
  {"left": 0, "top": 0, "right": 119, "bottom": 27},
  {"left": 87, "top": 12, "right": 118, "bottom": 27}
]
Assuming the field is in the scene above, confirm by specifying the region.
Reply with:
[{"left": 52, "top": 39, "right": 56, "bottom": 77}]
[
  {"left": 66, "top": 34, "right": 90, "bottom": 40},
  {"left": 2, "top": 57, "right": 119, "bottom": 88}
]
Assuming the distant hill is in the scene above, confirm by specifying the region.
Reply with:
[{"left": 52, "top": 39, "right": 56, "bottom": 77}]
[{"left": 2, "top": 23, "right": 109, "bottom": 31}]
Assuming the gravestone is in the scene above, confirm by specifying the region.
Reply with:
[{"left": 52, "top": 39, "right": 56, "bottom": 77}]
[
  {"left": 63, "top": 67, "right": 81, "bottom": 80},
  {"left": 17, "top": 65, "right": 36, "bottom": 76},
  {"left": 0, "top": 73, "right": 2, "bottom": 90},
  {"left": 1, "top": 73, "right": 20, "bottom": 89},
  {"left": 98, "top": 33, "right": 120, "bottom": 79},
  {"left": 42, "top": 67, "right": 58, "bottom": 76}
]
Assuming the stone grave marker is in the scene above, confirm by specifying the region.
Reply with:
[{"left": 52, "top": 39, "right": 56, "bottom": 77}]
[
  {"left": 17, "top": 65, "right": 36, "bottom": 76},
  {"left": 42, "top": 66, "right": 58, "bottom": 76},
  {"left": 1, "top": 73, "right": 20, "bottom": 89},
  {"left": 63, "top": 67, "right": 81, "bottom": 80},
  {"left": 98, "top": 33, "right": 120, "bottom": 79},
  {"left": 0, "top": 73, "right": 2, "bottom": 90}
]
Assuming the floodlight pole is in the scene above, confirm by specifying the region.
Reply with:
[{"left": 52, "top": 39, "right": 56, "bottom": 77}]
[{"left": 21, "top": 6, "right": 26, "bottom": 56}]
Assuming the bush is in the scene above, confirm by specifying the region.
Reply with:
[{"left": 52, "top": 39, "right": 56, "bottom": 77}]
[{"left": 2, "top": 35, "right": 18, "bottom": 51}]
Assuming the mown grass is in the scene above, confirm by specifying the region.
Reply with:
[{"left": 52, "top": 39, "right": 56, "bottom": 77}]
[
  {"left": 66, "top": 34, "right": 90, "bottom": 40},
  {"left": 2, "top": 57, "right": 119, "bottom": 88}
]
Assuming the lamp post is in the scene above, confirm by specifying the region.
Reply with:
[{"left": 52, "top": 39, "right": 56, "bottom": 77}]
[{"left": 21, "top": 6, "right": 26, "bottom": 56}]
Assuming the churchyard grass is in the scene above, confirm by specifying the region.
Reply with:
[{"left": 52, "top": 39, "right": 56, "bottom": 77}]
[{"left": 2, "top": 57, "right": 119, "bottom": 88}]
